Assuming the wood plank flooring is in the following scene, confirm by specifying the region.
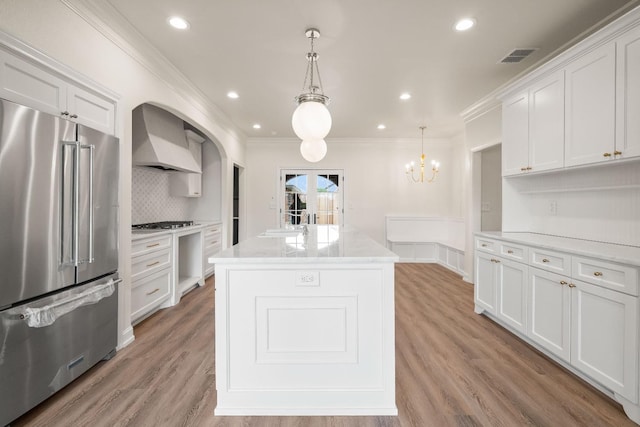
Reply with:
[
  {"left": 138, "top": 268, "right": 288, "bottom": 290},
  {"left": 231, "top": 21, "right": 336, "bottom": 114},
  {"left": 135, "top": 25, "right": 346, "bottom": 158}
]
[{"left": 12, "top": 263, "right": 635, "bottom": 426}]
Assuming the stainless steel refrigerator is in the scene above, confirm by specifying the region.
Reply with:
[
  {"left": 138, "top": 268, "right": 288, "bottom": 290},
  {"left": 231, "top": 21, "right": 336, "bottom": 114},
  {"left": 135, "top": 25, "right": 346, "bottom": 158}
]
[{"left": 0, "top": 97, "right": 120, "bottom": 425}]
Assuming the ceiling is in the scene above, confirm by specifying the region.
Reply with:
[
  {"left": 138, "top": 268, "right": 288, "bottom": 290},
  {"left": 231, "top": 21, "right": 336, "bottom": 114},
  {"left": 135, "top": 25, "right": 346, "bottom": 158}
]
[{"left": 100, "top": 0, "right": 638, "bottom": 139}]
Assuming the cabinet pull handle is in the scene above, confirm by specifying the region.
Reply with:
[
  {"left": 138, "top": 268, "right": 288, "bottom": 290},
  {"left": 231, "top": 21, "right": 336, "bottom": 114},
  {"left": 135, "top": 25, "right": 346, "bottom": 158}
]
[
  {"left": 542, "top": 258, "right": 550, "bottom": 263},
  {"left": 614, "top": 150, "right": 622, "bottom": 156},
  {"left": 210, "top": 240, "right": 218, "bottom": 245},
  {"left": 146, "top": 261, "right": 160, "bottom": 267},
  {"left": 568, "top": 283, "right": 576, "bottom": 288},
  {"left": 491, "top": 258, "right": 500, "bottom": 263},
  {"left": 507, "top": 250, "right": 514, "bottom": 254},
  {"left": 481, "top": 244, "right": 487, "bottom": 247},
  {"left": 526, "top": 167, "right": 532, "bottom": 170},
  {"left": 194, "top": 192, "right": 200, "bottom": 195},
  {"left": 146, "top": 288, "right": 160, "bottom": 295},
  {"left": 146, "top": 243, "right": 160, "bottom": 248},
  {"left": 560, "top": 280, "right": 567, "bottom": 285},
  {"left": 61, "top": 111, "right": 69, "bottom": 116},
  {"left": 70, "top": 114, "right": 78, "bottom": 119},
  {"left": 520, "top": 167, "right": 527, "bottom": 172},
  {"left": 593, "top": 271, "right": 603, "bottom": 277},
  {"left": 603, "top": 152, "right": 612, "bottom": 157}
]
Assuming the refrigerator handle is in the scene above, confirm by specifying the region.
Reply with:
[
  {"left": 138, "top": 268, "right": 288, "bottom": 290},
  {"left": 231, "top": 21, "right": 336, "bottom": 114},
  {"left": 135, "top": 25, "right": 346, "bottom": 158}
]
[
  {"left": 61, "top": 142, "right": 77, "bottom": 267},
  {"left": 80, "top": 144, "right": 95, "bottom": 264}
]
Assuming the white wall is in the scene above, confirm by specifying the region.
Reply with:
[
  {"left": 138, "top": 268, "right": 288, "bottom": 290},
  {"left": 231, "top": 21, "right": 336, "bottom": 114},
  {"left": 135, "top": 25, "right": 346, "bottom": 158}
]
[
  {"left": 0, "top": 0, "right": 245, "bottom": 348},
  {"left": 245, "top": 137, "right": 462, "bottom": 245}
]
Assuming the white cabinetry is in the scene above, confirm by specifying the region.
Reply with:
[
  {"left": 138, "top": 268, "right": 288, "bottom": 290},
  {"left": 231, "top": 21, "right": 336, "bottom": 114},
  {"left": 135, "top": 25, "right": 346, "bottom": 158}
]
[
  {"left": 203, "top": 222, "right": 222, "bottom": 277},
  {"left": 170, "top": 134, "right": 203, "bottom": 197},
  {"left": 474, "top": 234, "right": 640, "bottom": 413},
  {"left": 502, "top": 72, "right": 565, "bottom": 176},
  {"left": 131, "top": 234, "right": 172, "bottom": 323},
  {"left": 616, "top": 24, "right": 640, "bottom": 160},
  {"left": 475, "top": 239, "right": 528, "bottom": 334},
  {"left": 0, "top": 48, "right": 116, "bottom": 134},
  {"left": 565, "top": 43, "right": 617, "bottom": 167}
]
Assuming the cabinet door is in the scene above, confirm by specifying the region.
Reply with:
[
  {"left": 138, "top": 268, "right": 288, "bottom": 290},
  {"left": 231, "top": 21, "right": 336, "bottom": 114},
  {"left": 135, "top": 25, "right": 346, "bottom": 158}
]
[
  {"left": 0, "top": 49, "right": 66, "bottom": 116},
  {"left": 67, "top": 86, "right": 116, "bottom": 135},
  {"left": 528, "top": 268, "right": 571, "bottom": 362},
  {"left": 502, "top": 92, "right": 529, "bottom": 176},
  {"left": 529, "top": 71, "right": 565, "bottom": 172},
  {"left": 565, "top": 43, "right": 616, "bottom": 167},
  {"left": 475, "top": 252, "right": 497, "bottom": 314},
  {"left": 616, "top": 25, "right": 640, "bottom": 160},
  {"left": 496, "top": 258, "right": 528, "bottom": 334},
  {"left": 571, "top": 279, "right": 638, "bottom": 403}
]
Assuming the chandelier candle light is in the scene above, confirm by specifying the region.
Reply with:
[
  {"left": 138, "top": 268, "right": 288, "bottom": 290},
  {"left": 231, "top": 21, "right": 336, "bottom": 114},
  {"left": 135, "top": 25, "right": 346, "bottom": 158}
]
[
  {"left": 292, "top": 28, "right": 331, "bottom": 162},
  {"left": 406, "top": 126, "right": 440, "bottom": 183}
]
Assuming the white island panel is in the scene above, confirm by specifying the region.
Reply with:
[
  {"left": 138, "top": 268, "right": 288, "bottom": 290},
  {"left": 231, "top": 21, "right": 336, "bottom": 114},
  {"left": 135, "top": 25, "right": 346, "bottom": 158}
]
[{"left": 211, "top": 226, "right": 398, "bottom": 416}]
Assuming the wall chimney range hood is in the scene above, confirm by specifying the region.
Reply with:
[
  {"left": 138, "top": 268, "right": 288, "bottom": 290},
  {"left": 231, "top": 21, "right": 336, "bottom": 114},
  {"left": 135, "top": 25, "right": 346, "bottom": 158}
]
[{"left": 132, "top": 104, "right": 201, "bottom": 173}]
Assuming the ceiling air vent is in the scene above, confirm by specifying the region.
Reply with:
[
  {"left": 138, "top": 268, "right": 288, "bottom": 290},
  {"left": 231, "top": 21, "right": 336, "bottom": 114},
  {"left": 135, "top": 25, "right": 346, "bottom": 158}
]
[{"left": 500, "top": 48, "right": 538, "bottom": 64}]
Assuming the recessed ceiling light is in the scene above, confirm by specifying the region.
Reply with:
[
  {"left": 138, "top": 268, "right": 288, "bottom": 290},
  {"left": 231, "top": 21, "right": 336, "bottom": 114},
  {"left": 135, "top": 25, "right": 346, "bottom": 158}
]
[
  {"left": 252, "top": 124, "right": 261, "bottom": 129},
  {"left": 400, "top": 93, "right": 411, "bottom": 100},
  {"left": 455, "top": 18, "right": 476, "bottom": 32},
  {"left": 168, "top": 16, "right": 190, "bottom": 30},
  {"left": 227, "top": 91, "right": 239, "bottom": 99},
  {"left": 377, "top": 124, "right": 386, "bottom": 130}
]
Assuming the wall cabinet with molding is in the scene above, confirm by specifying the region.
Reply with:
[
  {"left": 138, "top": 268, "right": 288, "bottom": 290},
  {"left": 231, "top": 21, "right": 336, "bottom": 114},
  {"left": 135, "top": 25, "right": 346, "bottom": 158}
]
[
  {"left": 0, "top": 47, "right": 116, "bottom": 135},
  {"left": 500, "top": 13, "right": 640, "bottom": 175},
  {"left": 474, "top": 233, "right": 640, "bottom": 423}
]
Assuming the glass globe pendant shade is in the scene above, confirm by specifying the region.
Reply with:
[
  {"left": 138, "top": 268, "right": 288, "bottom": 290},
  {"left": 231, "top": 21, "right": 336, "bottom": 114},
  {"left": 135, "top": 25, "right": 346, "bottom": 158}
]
[
  {"left": 292, "top": 100, "right": 332, "bottom": 140},
  {"left": 300, "top": 139, "right": 327, "bottom": 162}
]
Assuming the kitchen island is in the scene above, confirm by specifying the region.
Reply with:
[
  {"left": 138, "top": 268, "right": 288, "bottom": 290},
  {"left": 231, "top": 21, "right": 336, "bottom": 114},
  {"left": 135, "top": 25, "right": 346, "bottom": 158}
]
[{"left": 209, "top": 225, "right": 399, "bottom": 416}]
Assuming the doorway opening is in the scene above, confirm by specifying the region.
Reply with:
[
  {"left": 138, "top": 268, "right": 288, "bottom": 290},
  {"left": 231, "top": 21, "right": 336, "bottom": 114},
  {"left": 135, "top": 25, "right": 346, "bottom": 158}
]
[{"left": 280, "top": 169, "right": 344, "bottom": 227}]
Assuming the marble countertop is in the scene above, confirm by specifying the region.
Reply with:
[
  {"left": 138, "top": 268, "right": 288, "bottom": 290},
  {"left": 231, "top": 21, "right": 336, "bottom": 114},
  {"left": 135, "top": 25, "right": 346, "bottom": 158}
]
[
  {"left": 209, "top": 225, "right": 399, "bottom": 264},
  {"left": 131, "top": 223, "right": 205, "bottom": 241},
  {"left": 475, "top": 231, "right": 640, "bottom": 267}
]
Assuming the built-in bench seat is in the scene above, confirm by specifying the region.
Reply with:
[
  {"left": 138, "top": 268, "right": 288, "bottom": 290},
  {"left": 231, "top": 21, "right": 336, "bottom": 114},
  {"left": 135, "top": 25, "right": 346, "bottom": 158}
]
[{"left": 385, "top": 216, "right": 465, "bottom": 275}]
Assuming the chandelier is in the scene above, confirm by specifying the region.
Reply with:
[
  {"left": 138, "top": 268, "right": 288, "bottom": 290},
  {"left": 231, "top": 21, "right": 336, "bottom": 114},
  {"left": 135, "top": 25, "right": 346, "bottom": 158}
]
[
  {"left": 405, "top": 126, "right": 440, "bottom": 183},
  {"left": 292, "top": 28, "right": 331, "bottom": 163}
]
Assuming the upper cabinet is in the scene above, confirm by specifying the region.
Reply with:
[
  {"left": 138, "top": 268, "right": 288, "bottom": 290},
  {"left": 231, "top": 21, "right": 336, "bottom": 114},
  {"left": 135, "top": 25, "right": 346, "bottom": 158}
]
[
  {"left": 564, "top": 44, "right": 616, "bottom": 167},
  {"left": 616, "top": 24, "right": 640, "bottom": 160},
  {"left": 500, "top": 11, "right": 640, "bottom": 176},
  {"left": 503, "top": 72, "right": 565, "bottom": 176},
  {"left": 0, "top": 47, "right": 116, "bottom": 135}
]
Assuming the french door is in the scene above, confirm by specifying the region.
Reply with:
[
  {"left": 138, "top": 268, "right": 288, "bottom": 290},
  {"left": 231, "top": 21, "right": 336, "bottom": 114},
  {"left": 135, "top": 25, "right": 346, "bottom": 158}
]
[{"left": 280, "top": 169, "right": 343, "bottom": 227}]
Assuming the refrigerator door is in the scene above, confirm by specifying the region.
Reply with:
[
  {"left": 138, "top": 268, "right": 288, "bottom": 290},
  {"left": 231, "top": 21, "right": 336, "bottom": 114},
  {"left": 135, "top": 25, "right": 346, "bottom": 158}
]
[
  {"left": 0, "top": 273, "right": 119, "bottom": 426},
  {"left": 76, "top": 125, "right": 119, "bottom": 284},
  {"left": 0, "top": 98, "right": 76, "bottom": 308}
]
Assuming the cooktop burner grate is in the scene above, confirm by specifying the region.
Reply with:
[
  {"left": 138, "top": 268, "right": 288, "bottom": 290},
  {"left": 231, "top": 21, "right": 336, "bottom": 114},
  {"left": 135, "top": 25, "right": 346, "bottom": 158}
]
[{"left": 132, "top": 221, "right": 195, "bottom": 230}]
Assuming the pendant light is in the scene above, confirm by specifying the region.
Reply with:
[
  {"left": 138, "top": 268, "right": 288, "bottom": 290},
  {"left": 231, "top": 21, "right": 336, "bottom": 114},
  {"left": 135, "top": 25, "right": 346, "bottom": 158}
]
[{"left": 292, "top": 28, "right": 331, "bottom": 162}]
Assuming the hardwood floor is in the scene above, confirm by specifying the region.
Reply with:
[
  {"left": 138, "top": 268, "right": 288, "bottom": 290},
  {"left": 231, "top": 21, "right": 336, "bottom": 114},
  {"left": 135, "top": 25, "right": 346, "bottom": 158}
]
[{"left": 13, "top": 264, "right": 634, "bottom": 426}]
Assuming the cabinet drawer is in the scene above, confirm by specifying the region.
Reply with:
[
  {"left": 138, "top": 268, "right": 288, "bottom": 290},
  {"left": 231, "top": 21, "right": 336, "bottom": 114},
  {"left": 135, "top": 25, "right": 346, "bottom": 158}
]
[
  {"left": 572, "top": 256, "right": 638, "bottom": 296},
  {"left": 132, "top": 234, "right": 172, "bottom": 257},
  {"left": 131, "top": 267, "right": 171, "bottom": 321},
  {"left": 529, "top": 247, "right": 571, "bottom": 275},
  {"left": 476, "top": 238, "right": 498, "bottom": 253},
  {"left": 132, "top": 249, "right": 171, "bottom": 282},
  {"left": 499, "top": 242, "right": 528, "bottom": 262},
  {"left": 204, "top": 224, "right": 222, "bottom": 237}
]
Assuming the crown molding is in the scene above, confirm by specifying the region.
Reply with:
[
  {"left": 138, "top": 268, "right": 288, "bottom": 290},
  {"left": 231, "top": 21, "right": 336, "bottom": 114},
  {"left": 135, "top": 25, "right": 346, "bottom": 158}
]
[
  {"left": 61, "top": 0, "right": 246, "bottom": 141},
  {"left": 247, "top": 136, "right": 457, "bottom": 147}
]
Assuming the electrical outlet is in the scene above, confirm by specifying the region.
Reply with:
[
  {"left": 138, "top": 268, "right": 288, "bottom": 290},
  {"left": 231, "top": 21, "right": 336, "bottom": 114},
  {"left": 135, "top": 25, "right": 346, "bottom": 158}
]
[
  {"left": 549, "top": 200, "right": 558, "bottom": 215},
  {"left": 296, "top": 271, "right": 319, "bottom": 287}
]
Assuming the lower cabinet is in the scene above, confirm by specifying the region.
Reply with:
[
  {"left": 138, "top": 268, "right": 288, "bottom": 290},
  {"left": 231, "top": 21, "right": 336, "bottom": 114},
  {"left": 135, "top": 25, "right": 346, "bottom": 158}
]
[
  {"left": 203, "top": 222, "right": 222, "bottom": 277},
  {"left": 475, "top": 234, "right": 640, "bottom": 410}
]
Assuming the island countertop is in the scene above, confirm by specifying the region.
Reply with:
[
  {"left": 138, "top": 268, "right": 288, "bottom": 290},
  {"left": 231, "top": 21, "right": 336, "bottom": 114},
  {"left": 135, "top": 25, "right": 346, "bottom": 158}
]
[{"left": 209, "top": 225, "right": 399, "bottom": 264}]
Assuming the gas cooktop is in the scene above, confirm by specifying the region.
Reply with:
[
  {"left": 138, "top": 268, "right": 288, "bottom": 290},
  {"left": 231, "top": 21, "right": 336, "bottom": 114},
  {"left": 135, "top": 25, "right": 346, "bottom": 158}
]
[{"left": 132, "top": 221, "right": 195, "bottom": 230}]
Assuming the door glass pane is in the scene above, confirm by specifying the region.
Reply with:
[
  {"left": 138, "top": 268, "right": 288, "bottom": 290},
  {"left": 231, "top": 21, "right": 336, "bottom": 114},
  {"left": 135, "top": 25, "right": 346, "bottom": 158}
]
[
  {"left": 284, "top": 174, "right": 308, "bottom": 225},
  {"left": 316, "top": 174, "right": 339, "bottom": 225}
]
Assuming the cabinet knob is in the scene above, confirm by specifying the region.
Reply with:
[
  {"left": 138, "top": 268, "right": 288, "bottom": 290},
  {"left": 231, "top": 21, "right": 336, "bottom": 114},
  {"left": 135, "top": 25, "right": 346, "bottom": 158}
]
[
  {"left": 70, "top": 113, "right": 78, "bottom": 119},
  {"left": 568, "top": 283, "right": 576, "bottom": 288},
  {"left": 542, "top": 258, "right": 550, "bottom": 263},
  {"left": 560, "top": 280, "right": 567, "bottom": 285},
  {"left": 61, "top": 111, "right": 69, "bottom": 116},
  {"left": 603, "top": 152, "right": 612, "bottom": 157},
  {"left": 593, "top": 271, "right": 603, "bottom": 277},
  {"left": 614, "top": 150, "right": 622, "bottom": 156}
]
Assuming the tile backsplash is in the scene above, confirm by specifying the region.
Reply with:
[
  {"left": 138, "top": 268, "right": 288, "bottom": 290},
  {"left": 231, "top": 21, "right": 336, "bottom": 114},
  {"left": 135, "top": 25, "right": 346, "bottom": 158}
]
[{"left": 132, "top": 167, "right": 191, "bottom": 224}]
